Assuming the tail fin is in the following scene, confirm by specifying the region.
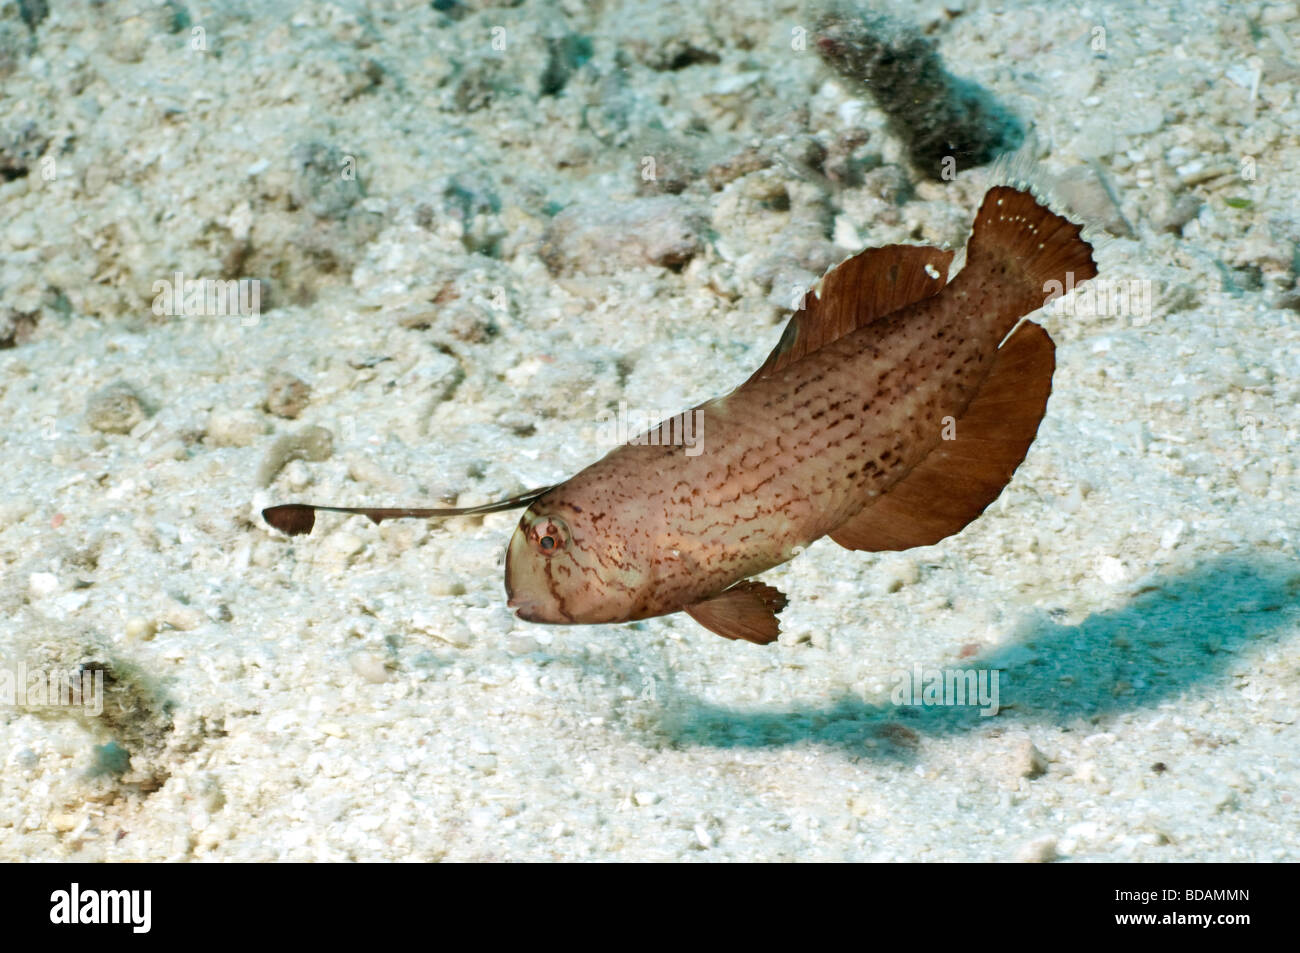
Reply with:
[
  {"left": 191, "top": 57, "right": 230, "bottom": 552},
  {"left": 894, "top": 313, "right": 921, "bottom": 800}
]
[{"left": 961, "top": 185, "right": 1097, "bottom": 340}]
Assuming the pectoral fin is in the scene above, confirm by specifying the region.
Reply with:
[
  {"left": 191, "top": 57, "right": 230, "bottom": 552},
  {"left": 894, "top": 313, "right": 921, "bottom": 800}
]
[
  {"left": 684, "top": 581, "right": 789, "bottom": 645},
  {"left": 831, "top": 319, "right": 1055, "bottom": 552}
]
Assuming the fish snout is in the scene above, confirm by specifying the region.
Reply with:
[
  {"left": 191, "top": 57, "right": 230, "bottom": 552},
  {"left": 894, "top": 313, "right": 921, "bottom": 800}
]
[{"left": 504, "top": 524, "right": 567, "bottom": 623}]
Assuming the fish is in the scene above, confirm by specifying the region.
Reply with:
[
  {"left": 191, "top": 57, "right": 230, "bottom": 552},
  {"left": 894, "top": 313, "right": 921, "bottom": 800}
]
[{"left": 265, "top": 183, "right": 1097, "bottom": 645}]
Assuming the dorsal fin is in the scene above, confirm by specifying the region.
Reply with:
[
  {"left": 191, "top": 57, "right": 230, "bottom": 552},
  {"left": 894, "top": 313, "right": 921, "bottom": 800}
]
[
  {"left": 745, "top": 244, "right": 955, "bottom": 386},
  {"left": 830, "top": 319, "right": 1055, "bottom": 552}
]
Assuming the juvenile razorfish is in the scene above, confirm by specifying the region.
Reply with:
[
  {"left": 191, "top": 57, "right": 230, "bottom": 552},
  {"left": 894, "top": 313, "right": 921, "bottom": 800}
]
[{"left": 265, "top": 185, "right": 1097, "bottom": 645}]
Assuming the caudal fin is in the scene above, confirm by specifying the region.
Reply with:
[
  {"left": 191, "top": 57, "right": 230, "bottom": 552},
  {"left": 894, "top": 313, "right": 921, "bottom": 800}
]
[{"left": 961, "top": 185, "right": 1097, "bottom": 340}]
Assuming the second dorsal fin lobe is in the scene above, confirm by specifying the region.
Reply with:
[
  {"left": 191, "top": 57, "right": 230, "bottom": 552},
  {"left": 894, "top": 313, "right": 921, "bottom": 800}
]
[
  {"left": 961, "top": 185, "right": 1098, "bottom": 341},
  {"left": 830, "top": 320, "right": 1055, "bottom": 552},
  {"left": 745, "top": 244, "right": 955, "bottom": 386}
]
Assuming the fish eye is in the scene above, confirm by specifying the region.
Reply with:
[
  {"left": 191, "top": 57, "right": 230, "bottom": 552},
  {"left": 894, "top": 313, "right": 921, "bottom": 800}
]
[{"left": 526, "top": 515, "right": 569, "bottom": 556}]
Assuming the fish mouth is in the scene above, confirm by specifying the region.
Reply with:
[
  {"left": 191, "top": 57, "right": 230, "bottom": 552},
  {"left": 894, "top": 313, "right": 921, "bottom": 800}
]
[
  {"left": 507, "top": 596, "right": 542, "bottom": 621},
  {"left": 506, "top": 587, "right": 557, "bottom": 623},
  {"left": 505, "top": 577, "right": 539, "bottom": 620}
]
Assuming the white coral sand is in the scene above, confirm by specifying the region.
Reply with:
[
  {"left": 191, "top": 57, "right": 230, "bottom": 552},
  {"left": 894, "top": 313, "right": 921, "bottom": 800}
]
[{"left": 0, "top": 0, "right": 1296, "bottom": 861}]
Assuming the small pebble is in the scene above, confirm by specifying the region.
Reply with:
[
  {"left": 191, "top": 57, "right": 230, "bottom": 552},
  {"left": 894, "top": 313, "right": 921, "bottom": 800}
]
[
  {"left": 1237, "top": 469, "right": 1269, "bottom": 494},
  {"left": 205, "top": 408, "right": 269, "bottom": 448},
  {"left": 258, "top": 425, "right": 334, "bottom": 487},
  {"left": 125, "top": 617, "right": 158, "bottom": 642},
  {"left": 1097, "top": 556, "right": 1126, "bottom": 584},
  {"left": 148, "top": 438, "right": 188, "bottom": 463},
  {"left": 694, "top": 824, "right": 714, "bottom": 849},
  {"left": 347, "top": 455, "right": 401, "bottom": 492},
  {"left": 506, "top": 634, "right": 539, "bottom": 654},
  {"left": 162, "top": 605, "right": 204, "bottom": 631},
  {"left": 1013, "top": 740, "right": 1049, "bottom": 780},
  {"left": 1149, "top": 188, "right": 1202, "bottom": 234},
  {"left": 426, "top": 572, "right": 467, "bottom": 598},
  {"left": 874, "top": 556, "right": 920, "bottom": 594},
  {"left": 539, "top": 196, "right": 706, "bottom": 275},
  {"left": 0, "top": 307, "right": 38, "bottom": 347},
  {"left": 1052, "top": 165, "right": 1132, "bottom": 236},
  {"left": 1159, "top": 519, "right": 1186, "bottom": 549},
  {"left": 350, "top": 652, "right": 390, "bottom": 684},
  {"left": 85, "top": 382, "right": 148, "bottom": 434},
  {"left": 1014, "top": 837, "right": 1059, "bottom": 863},
  {"left": 317, "top": 531, "right": 364, "bottom": 569},
  {"left": 28, "top": 572, "right": 58, "bottom": 597},
  {"left": 282, "top": 458, "right": 312, "bottom": 492},
  {"left": 197, "top": 822, "right": 229, "bottom": 852},
  {"left": 264, "top": 371, "right": 311, "bottom": 419},
  {"left": 0, "top": 500, "right": 34, "bottom": 531}
]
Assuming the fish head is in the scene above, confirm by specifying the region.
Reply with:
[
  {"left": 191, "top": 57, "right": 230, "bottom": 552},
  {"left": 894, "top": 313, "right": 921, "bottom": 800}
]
[{"left": 504, "top": 488, "right": 651, "bottom": 624}]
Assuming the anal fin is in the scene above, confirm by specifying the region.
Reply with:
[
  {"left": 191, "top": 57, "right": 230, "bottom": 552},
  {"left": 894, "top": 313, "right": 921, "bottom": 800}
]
[
  {"left": 831, "top": 320, "right": 1056, "bottom": 552},
  {"left": 684, "top": 581, "right": 789, "bottom": 645}
]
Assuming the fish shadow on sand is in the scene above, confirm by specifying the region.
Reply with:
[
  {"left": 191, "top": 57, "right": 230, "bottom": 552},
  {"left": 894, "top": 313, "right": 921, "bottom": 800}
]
[{"left": 663, "top": 553, "right": 1300, "bottom": 759}]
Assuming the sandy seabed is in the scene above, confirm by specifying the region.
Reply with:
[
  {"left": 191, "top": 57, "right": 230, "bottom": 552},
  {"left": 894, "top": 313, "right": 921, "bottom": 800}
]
[{"left": 0, "top": 0, "right": 1297, "bottom": 861}]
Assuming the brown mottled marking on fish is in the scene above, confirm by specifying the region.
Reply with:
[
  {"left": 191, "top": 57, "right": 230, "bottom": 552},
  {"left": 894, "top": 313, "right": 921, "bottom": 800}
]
[{"left": 264, "top": 185, "right": 1097, "bottom": 645}]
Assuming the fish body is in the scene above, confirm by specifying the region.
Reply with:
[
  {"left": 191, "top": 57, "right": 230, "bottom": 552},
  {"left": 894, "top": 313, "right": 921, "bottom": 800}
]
[
  {"left": 503, "top": 186, "right": 1095, "bottom": 640},
  {"left": 506, "top": 265, "right": 970, "bottom": 621},
  {"left": 266, "top": 185, "right": 1097, "bottom": 644}
]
